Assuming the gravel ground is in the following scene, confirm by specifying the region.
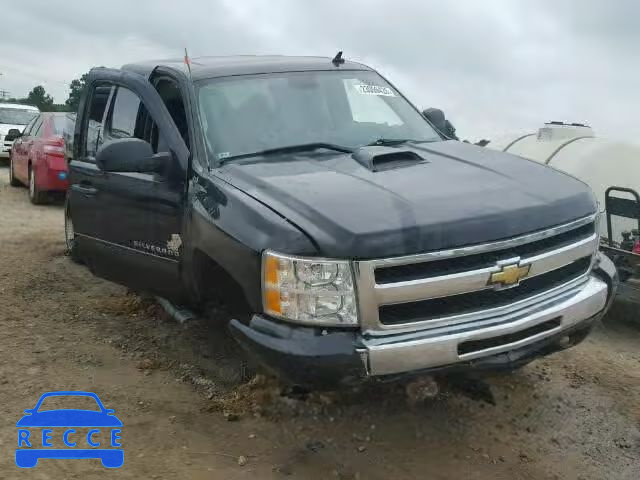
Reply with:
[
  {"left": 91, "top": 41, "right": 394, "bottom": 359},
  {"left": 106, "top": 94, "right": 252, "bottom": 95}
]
[{"left": 0, "top": 164, "right": 639, "bottom": 479}]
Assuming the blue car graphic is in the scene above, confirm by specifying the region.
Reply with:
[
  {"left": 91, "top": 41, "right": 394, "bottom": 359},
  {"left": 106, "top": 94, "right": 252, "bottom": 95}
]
[{"left": 16, "top": 391, "right": 123, "bottom": 468}]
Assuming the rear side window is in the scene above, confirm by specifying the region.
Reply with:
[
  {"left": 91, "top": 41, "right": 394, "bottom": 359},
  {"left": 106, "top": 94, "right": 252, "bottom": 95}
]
[{"left": 108, "top": 87, "right": 141, "bottom": 139}]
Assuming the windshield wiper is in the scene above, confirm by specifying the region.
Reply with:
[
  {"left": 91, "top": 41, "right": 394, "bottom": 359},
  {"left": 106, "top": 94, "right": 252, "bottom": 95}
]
[
  {"left": 366, "top": 138, "right": 433, "bottom": 147},
  {"left": 220, "top": 142, "right": 353, "bottom": 164}
]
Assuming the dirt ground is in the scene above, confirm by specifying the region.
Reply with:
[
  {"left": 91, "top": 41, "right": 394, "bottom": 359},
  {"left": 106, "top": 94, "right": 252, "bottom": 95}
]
[{"left": 0, "top": 164, "right": 639, "bottom": 480}]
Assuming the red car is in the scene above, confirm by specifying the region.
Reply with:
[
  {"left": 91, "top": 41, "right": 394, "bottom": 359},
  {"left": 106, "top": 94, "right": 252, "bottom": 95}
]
[{"left": 9, "top": 112, "right": 73, "bottom": 204}]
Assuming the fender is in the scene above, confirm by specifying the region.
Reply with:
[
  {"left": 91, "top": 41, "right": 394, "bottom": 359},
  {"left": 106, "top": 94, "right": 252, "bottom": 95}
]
[{"left": 181, "top": 172, "right": 317, "bottom": 311}]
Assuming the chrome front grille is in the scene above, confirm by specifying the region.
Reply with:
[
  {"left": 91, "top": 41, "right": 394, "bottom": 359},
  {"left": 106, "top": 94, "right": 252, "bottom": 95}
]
[{"left": 354, "top": 214, "right": 598, "bottom": 335}]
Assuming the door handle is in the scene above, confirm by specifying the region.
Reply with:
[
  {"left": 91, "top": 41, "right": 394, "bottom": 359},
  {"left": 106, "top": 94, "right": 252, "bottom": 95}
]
[{"left": 72, "top": 185, "right": 98, "bottom": 196}]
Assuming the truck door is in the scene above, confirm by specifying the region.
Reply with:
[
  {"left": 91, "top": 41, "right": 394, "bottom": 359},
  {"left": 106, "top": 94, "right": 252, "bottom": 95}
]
[{"left": 69, "top": 68, "right": 190, "bottom": 301}]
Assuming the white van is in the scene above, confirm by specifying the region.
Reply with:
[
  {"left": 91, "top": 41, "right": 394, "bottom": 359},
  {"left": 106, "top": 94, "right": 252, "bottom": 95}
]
[{"left": 0, "top": 103, "right": 40, "bottom": 159}]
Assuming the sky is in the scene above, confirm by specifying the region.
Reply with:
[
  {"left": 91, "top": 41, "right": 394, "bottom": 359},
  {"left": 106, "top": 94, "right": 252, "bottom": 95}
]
[{"left": 0, "top": 0, "right": 637, "bottom": 143}]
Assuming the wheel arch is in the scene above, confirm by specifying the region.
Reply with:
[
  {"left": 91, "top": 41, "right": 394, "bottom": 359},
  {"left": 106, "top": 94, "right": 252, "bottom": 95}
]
[
  {"left": 183, "top": 173, "right": 317, "bottom": 315},
  {"left": 190, "top": 247, "right": 255, "bottom": 314}
]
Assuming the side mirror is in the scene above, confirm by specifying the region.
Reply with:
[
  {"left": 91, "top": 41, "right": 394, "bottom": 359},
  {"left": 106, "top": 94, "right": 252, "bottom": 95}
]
[
  {"left": 96, "top": 138, "right": 168, "bottom": 173},
  {"left": 422, "top": 107, "right": 458, "bottom": 140},
  {"left": 422, "top": 108, "right": 447, "bottom": 132},
  {"left": 23, "top": 409, "right": 34, "bottom": 415},
  {"left": 5, "top": 128, "right": 22, "bottom": 141}
]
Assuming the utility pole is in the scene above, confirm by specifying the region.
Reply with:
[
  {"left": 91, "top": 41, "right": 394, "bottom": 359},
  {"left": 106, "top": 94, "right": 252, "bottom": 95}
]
[{"left": 0, "top": 72, "right": 7, "bottom": 100}]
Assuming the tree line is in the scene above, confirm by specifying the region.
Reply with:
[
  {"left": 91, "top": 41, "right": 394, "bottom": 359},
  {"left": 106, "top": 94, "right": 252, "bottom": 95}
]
[{"left": 0, "top": 73, "right": 88, "bottom": 113}]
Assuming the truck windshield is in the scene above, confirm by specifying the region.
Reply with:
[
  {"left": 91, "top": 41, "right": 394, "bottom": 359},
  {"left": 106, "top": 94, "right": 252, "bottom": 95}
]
[
  {"left": 197, "top": 70, "right": 440, "bottom": 163},
  {"left": 0, "top": 107, "right": 38, "bottom": 125}
]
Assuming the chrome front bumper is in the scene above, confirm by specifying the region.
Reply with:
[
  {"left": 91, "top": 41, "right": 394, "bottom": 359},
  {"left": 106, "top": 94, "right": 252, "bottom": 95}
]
[
  {"left": 359, "top": 273, "right": 608, "bottom": 376},
  {"left": 230, "top": 252, "right": 616, "bottom": 388}
]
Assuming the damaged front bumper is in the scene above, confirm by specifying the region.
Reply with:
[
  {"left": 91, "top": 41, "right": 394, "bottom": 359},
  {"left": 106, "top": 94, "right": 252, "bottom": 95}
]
[{"left": 229, "top": 257, "right": 618, "bottom": 388}]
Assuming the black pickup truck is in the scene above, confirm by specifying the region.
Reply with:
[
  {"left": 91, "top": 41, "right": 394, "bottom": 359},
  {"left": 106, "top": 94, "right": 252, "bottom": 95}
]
[{"left": 66, "top": 54, "right": 618, "bottom": 387}]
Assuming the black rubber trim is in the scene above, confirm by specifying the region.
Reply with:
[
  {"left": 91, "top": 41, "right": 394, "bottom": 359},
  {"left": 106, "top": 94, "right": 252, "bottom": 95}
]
[
  {"left": 457, "top": 317, "right": 561, "bottom": 356},
  {"left": 374, "top": 316, "right": 600, "bottom": 384},
  {"left": 229, "top": 316, "right": 365, "bottom": 388}
]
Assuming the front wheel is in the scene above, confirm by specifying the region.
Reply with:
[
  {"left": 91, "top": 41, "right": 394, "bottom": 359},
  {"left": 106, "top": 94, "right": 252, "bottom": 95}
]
[
  {"left": 9, "top": 156, "right": 20, "bottom": 187},
  {"left": 28, "top": 167, "right": 48, "bottom": 205}
]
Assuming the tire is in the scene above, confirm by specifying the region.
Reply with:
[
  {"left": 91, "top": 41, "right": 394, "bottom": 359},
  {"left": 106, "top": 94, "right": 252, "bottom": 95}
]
[
  {"left": 65, "top": 197, "right": 82, "bottom": 264},
  {"left": 8, "top": 156, "right": 20, "bottom": 187},
  {"left": 28, "top": 166, "right": 48, "bottom": 205}
]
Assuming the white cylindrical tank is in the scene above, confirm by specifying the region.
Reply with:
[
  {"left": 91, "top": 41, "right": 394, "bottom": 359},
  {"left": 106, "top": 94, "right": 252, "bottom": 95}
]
[{"left": 488, "top": 122, "right": 640, "bottom": 242}]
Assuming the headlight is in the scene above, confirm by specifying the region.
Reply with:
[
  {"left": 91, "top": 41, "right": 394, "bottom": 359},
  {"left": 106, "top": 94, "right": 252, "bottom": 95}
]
[{"left": 262, "top": 251, "right": 358, "bottom": 326}]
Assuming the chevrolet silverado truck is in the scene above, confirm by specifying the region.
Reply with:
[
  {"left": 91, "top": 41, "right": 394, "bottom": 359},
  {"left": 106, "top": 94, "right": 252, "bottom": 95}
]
[{"left": 65, "top": 54, "right": 618, "bottom": 387}]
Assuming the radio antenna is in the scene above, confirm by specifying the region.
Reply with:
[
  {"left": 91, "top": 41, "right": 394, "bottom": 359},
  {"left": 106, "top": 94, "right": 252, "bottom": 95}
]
[
  {"left": 332, "top": 51, "right": 345, "bottom": 66},
  {"left": 184, "top": 48, "right": 193, "bottom": 79}
]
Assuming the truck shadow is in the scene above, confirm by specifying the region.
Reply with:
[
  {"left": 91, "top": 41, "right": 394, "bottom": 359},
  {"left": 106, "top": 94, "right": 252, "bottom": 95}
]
[{"left": 91, "top": 288, "right": 543, "bottom": 418}]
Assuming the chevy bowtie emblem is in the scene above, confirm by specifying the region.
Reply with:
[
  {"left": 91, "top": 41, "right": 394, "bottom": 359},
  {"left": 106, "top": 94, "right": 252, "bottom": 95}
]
[{"left": 489, "top": 261, "right": 531, "bottom": 287}]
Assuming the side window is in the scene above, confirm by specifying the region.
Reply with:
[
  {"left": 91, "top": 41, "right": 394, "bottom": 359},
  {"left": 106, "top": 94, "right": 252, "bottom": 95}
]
[
  {"left": 84, "top": 84, "right": 113, "bottom": 159},
  {"left": 154, "top": 78, "right": 190, "bottom": 149},
  {"left": 107, "top": 87, "right": 141, "bottom": 139},
  {"left": 105, "top": 86, "right": 160, "bottom": 154},
  {"left": 33, "top": 117, "right": 47, "bottom": 138},
  {"left": 22, "top": 116, "right": 38, "bottom": 136},
  {"left": 29, "top": 117, "right": 43, "bottom": 137}
]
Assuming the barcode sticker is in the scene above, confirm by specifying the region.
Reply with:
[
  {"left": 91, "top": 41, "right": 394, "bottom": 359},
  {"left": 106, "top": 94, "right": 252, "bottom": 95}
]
[{"left": 354, "top": 84, "right": 396, "bottom": 97}]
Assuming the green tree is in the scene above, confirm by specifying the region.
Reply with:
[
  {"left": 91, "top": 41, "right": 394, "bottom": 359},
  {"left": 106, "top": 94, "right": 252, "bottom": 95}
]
[
  {"left": 65, "top": 73, "right": 88, "bottom": 112},
  {"left": 25, "top": 85, "right": 55, "bottom": 111}
]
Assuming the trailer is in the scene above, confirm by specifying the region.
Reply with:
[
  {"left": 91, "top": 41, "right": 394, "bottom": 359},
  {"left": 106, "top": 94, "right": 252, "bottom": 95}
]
[{"left": 488, "top": 122, "right": 640, "bottom": 300}]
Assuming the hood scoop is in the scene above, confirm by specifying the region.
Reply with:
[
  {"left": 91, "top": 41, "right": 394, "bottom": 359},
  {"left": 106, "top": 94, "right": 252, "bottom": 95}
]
[{"left": 352, "top": 146, "right": 427, "bottom": 172}]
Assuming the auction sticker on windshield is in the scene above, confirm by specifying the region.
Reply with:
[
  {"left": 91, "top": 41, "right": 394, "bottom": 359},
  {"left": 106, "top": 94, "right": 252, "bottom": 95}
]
[{"left": 353, "top": 84, "right": 396, "bottom": 96}]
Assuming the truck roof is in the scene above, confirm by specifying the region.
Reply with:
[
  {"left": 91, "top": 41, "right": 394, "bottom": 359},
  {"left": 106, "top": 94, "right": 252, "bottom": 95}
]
[{"left": 122, "top": 55, "right": 371, "bottom": 81}]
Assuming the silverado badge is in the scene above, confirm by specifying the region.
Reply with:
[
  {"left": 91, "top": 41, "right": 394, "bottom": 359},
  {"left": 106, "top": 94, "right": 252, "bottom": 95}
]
[{"left": 489, "top": 261, "right": 531, "bottom": 288}]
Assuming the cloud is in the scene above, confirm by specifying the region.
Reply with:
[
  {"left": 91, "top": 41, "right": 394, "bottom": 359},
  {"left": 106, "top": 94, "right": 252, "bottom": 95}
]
[{"left": 0, "top": 0, "right": 637, "bottom": 142}]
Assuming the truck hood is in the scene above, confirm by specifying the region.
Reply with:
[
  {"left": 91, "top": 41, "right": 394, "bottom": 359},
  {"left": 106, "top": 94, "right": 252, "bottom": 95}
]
[
  {"left": 220, "top": 141, "right": 596, "bottom": 259},
  {"left": 0, "top": 123, "right": 25, "bottom": 136}
]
